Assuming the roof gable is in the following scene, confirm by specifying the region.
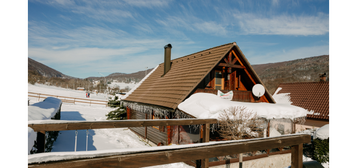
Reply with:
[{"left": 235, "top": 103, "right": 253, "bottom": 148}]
[
  {"left": 124, "top": 42, "right": 275, "bottom": 109},
  {"left": 230, "top": 45, "right": 275, "bottom": 103}
]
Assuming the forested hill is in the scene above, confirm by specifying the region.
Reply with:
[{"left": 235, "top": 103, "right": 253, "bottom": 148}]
[{"left": 252, "top": 55, "right": 329, "bottom": 94}]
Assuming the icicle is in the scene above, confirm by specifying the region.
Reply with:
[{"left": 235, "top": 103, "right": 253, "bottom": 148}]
[
  {"left": 192, "top": 124, "right": 200, "bottom": 132},
  {"left": 211, "top": 123, "right": 217, "bottom": 133}
]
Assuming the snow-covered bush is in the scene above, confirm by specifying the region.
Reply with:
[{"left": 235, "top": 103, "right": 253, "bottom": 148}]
[
  {"left": 107, "top": 96, "right": 120, "bottom": 108},
  {"left": 106, "top": 105, "right": 127, "bottom": 120},
  {"left": 218, "top": 106, "right": 264, "bottom": 140}
]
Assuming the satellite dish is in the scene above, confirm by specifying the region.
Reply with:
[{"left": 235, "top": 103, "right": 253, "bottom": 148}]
[{"left": 252, "top": 84, "right": 265, "bottom": 98}]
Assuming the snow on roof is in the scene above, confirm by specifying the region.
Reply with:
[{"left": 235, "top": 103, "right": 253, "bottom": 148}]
[
  {"left": 272, "top": 87, "right": 292, "bottom": 105},
  {"left": 313, "top": 124, "right": 329, "bottom": 140},
  {"left": 120, "top": 65, "right": 159, "bottom": 100},
  {"left": 178, "top": 93, "right": 309, "bottom": 120}
]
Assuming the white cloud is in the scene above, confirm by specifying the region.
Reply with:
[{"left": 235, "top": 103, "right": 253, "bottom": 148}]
[
  {"left": 28, "top": 47, "right": 163, "bottom": 78},
  {"left": 28, "top": 47, "right": 147, "bottom": 64},
  {"left": 193, "top": 21, "right": 227, "bottom": 36},
  {"left": 123, "top": 0, "right": 171, "bottom": 8},
  {"left": 71, "top": 7, "right": 133, "bottom": 22},
  {"left": 271, "top": 0, "right": 279, "bottom": 7},
  {"left": 233, "top": 12, "right": 329, "bottom": 36},
  {"left": 156, "top": 16, "right": 228, "bottom": 36}
]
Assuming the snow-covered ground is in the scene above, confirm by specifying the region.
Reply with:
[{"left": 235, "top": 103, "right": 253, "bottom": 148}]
[{"left": 28, "top": 83, "right": 193, "bottom": 168}]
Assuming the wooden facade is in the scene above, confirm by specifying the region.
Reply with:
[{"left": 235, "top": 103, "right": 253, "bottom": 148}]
[
  {"left": 124, "top": 42, "right": 275, "bottom": 146},
  {"left": 129, "top": 109, "right": 169, "bottom": 145}
]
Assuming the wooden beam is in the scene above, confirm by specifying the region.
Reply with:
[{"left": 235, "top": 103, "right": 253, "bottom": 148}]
[
  {"left": 28, "top": 119, "right": 218, "bottom": 132},
  {"left": 28, "top": 134, "right": 310, "bottom": 168},
  {"left": 231, "top": 50, "right": 256, "bottom": 85},
  {"left": 231, "top": 50, "right": 245, "bottom": 68},
  {"left": 218, "top": 63, "right": 244, "bottom": 69}
]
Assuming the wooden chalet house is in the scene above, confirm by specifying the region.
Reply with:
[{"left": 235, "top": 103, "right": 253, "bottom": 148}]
[{"left": 121, "top": 42, "right": 275, "bottom": 146}]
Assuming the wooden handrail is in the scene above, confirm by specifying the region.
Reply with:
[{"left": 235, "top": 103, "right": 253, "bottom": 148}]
[
  {"left": 28, "top": 134, "right": 310, "bottom": 168},
  {"left": 28, "top": 119, "right": 218, "bottom": 132}
]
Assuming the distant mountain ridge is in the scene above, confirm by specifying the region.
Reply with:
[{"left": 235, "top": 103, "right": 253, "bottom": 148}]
[
  {"left": 85, "top": 69, "right": 154, "bottom": 83},
  {"left": 28, "top": 58, "right": 71, "bottom": 78}
]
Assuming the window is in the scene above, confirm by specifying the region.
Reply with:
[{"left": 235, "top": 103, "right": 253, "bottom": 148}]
[
  {"left": 215, "top": 70, "right": 224, "bottom": 90},
  {"left": 152, "top": 114, "right": 165, "bottom": 132}
]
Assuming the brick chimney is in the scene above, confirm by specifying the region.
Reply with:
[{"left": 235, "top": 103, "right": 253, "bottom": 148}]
[
  {"left": 319, "top": 73, "right": 327, "bottom": 82},
  {"left": 163, "top": 44, "right": 172, "bottom": 76}
]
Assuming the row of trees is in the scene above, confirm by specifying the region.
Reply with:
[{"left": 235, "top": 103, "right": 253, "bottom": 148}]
[{"left": 28, "top": 70, "right": 131, "bottom": 94}]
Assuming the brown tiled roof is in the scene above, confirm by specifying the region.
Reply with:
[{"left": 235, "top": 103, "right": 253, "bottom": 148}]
[
  {"left": 124, "top": 42, "right": 274, "bottom": 109},
  {"left": 275, "top": 82, "right": 329, "bottom": 120}
]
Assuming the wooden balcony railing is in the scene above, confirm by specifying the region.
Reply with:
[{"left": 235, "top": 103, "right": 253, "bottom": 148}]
[{"left": 194, "top": 89, "right": 253, "bottom": 102}]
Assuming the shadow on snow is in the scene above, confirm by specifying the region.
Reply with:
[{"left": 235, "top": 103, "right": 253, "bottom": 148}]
[{"left": 51, "top": 111, "right": 97, "bottom": 152}]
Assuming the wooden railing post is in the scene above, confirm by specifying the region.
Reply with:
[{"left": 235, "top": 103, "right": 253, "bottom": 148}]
[
  {"left": 291, "top": 143, "right": 303, "bottom": 168},
  {"left": 201, "top": 124, "right": 210, "bottom": 168}
]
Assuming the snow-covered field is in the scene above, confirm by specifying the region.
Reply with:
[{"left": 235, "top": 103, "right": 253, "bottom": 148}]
[
  {"left": 28, "top": 83, "right": 192, "bottom": 168},
  {"left": 29, "top": 83, "right": 109, "bottom": 101}
]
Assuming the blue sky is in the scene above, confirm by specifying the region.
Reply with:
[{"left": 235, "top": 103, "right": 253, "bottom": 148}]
[{"left": 27, "top": 0, "right": 329, "bottom": 78}]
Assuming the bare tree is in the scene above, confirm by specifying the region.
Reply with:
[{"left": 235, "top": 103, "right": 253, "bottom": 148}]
[{"left": 218, "top": 106, "right": 264, "bottom": 140}]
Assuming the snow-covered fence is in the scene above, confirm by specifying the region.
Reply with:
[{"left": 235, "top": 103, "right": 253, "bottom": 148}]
[
  {"left": 27, "top": 134, "right": 310, "bottom": 168},
  {"left": 28, "top": 118, "right": 216, "bottom": 167},
  {"left": 27, "top": 119, "right": 310, "bottom": 168},
  {"left": 28, "top": 92, "right": 108, "bottom": 107}
]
